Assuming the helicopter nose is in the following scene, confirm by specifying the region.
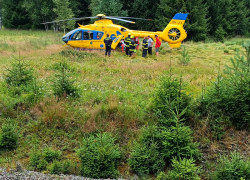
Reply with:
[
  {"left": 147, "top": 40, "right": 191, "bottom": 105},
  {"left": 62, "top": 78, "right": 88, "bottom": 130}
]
[{"left": 62, "top": 35, "right": 69, "bottom": 44}]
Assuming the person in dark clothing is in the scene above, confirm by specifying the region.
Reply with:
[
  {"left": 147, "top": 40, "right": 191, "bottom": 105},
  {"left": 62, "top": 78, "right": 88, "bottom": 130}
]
[
  {"left": 104, "top": 34, "right": 113, "bottom": 57},
  {"left": 142, "top": 36, "right": 148, "bottom": 57},
  {"left": 124, "top": 33, "right": 131, "bottom": 56},
  {"left": 129, "top": 35, "right": 136, "bottom": 57}
]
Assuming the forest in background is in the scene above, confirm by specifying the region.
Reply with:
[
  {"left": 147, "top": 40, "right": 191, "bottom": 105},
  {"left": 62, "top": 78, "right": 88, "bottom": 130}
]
[{"left": 0, "top": 0, "right": 250, "bottom": 41}]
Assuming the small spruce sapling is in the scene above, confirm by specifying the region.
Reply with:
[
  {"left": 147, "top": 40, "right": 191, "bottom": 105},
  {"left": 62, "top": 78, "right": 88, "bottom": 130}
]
[
  {"left": 156, "top": 158, "right": 201, "bottom": 180},
  {"left": 0, "top": 123, "right": 18, "bottom": 151},
  {"left": 77, "top": 132, "right": 121, "bottom": 178},
  {"left": 52, "top": 60, "right": 79, "bottom": 99},
  {"left": 177, "top": 47, "right": 191, "bottom": 66}
]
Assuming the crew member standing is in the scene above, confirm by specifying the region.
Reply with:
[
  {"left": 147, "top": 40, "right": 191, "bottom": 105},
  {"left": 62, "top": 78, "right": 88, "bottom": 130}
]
[
  {"left": 155, "top": 35, "right": 161, "bottom": 56},
  {"left": 147, "top": 35, "right": 153, "bottom": 55},
  {"left": 104, "top": 34, "right": 113, "bottom": 57},
  {"left": 129, "top": 35, "right": 136, "bottom": 57},
  {"left": 125, "top": 33, "right": 131, "bottom": 56},
  {"left": 134, "top": 36, "right": 139, "bottom": 50},
  {"left": 142, "top": 36, "right": 148, "bottom": 57}
]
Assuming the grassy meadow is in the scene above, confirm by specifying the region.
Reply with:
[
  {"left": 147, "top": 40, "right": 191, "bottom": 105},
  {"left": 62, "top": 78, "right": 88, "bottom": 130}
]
[{"left": 0, "top": 29, "right": 250, "bottom": 179}]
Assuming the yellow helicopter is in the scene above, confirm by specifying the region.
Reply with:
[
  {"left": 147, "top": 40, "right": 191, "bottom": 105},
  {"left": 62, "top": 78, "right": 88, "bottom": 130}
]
[{"left": 42, "top": 13, "right": 188, "bottom": 50}]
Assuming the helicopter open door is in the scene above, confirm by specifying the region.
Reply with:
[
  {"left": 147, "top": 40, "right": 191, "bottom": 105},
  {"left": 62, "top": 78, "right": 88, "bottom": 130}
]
[{"left": 111, "top": 35, "right": 123, "bottom": 49}]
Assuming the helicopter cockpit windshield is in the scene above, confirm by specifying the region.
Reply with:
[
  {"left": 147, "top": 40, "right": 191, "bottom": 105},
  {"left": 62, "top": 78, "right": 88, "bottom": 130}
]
[{"left": 72, "top": 31, "right": 82, "bottom": 40}]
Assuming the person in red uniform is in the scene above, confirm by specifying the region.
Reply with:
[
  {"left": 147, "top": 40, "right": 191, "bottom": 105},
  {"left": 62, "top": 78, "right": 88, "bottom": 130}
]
[
  {"left": 155, "top": 35, "right": 161, "bottom": 56},
  {"left": 134, "top": 37, "right": 139, "bottom": 50}
]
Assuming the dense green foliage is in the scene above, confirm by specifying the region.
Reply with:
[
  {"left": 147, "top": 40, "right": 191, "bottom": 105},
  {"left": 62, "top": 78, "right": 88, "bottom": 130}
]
[
  {"left": 128, "top": 126, "right": 165, "bottom": 175},
  {"left": 2, "top": 0, "right": 250, "bottom": 39},
  {"left": 3, "top": 59, "right": 43, "bottom": 105},
  {"left": 156, "top": 158, "right": 201, "bottom": 180},
  {"left": 152, "top": 75, "right": 190, "bottom": 120},
  {"left": 0, "top": 123, "right": 18, "bottom": 151},
  {"left": 177, "top": 47, "right": 192, "bottom": 66},
  {"left": 201, "top": 41, "right": 250, "bottom": 129},
  {"left": 77, "top": 132, "right": 121, "bottom": 178},
  {"left": 29, "top": 146, "right": 73, "bottom": 173},
  {"left": 53, "top": 0, "right": 75, "bottom": 30},
  {"left": 129, "top": 75, "right": 199, "bottom": 176},
  {"left": 52, "top": 60, "right": 79, "bottom": 99},
  {"left": 5, "top": 59, "right": 34, "bottom": 88},
  {"left": 213, "top": 151, "right": 250, "bottom": 180},
  {"left": 128, "top": 124, "right": 200, "bottom": 176},
  {"left": 43, "top": 147, "right": 62, "bottom": 163},
  {"left": 157, "top": 0, "right": 209, "bottom": 41}
]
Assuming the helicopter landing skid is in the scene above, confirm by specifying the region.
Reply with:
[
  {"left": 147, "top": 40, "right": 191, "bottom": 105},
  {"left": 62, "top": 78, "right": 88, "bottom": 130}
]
[{"left": 74, "top": 48, "right": 105, "bottom": 51}]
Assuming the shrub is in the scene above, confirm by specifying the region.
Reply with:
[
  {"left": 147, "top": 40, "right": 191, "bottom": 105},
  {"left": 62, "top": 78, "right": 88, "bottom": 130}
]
[
  {"left": 61, "top": 160, "right": 75, "bottom": 174},
  {"left": 48, "top": 160, "right": 62, "bottom": 174},
  {"left": 161, "top": 125, "right": 200, "bottom": 162},
  {"left": 52, "top": 60, "right": 79, "bottom": 99},
  {"left": 0, "top": 123, "right": 18, "bottom": 151},
  {"left": 177, "top": 47, "right": 191, "bottom": 66},
  {"left": 51, "top": 61, "right": 76, "bottom": 72},
  {"left": 128, "top": 141, "right": 165, "bottom": 176},
  {"left": 152, "top": 75, "right": 191, "bottom": 120},
  {"left": 213, "top": 151, "right": 250, "bottom": 180},
  {"left": 60, "top": 49, "right": 86, "bottom": 59},
  {"left": 37, "top": 158, "right": 48, "bottom": 171},
  {"left": 156, "top": 158, "right": 201, "bottom": 180},
  {"left": 29, "top": 151, "right": 42, "bottom": 170},
  {"left": 128, "top": 124, "right": 200, "bottom": 176},
  {"left": 201, "top": 41, "right": 250, "bottom": 129},
  {"left": 5, "top": 59, "right": 34, "bottom": 87},
  {"left": 224, "top": 49, "right": 229, "bottom": 54},
  {"left": 42, "top": 147, "right": 62, "bottom": 163},
  {"left": 77, "top": 132, "right": 121, "bottom": 178},
  {"left": 128, "top": 126, "right": 165, "bottom": 175}
]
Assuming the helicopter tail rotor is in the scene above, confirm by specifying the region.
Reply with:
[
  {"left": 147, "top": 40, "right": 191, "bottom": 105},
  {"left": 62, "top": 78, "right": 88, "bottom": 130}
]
[{"left": 159, "top": 13, "right": 188, "bottom": 48}]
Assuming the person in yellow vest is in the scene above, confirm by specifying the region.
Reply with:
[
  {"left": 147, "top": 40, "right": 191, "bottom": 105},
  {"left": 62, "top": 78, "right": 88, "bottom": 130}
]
[
  {"left": 142, "top": 36, "right": 148, "bottom": 57},
  {"left": 129, "top": 35, "right": 136, "bottom": 57},
  {"left": 124, "top": 33, "right": 131, "bottom": 56}
]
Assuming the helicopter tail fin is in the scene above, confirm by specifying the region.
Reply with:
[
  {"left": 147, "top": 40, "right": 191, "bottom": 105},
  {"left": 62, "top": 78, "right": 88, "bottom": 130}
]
[{"left": 159, "top": 13, "right": 188, "bottom": 48}]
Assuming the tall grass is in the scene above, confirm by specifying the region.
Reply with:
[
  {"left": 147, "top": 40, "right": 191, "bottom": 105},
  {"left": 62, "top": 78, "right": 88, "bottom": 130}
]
[{"left": 1, "top": 29, "right": 250, "bottom": 178}]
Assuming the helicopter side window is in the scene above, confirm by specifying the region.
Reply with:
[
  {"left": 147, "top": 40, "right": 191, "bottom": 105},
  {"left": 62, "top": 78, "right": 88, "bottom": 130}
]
[
  {"left": 83, "top": 31, "right": 93, "bottom": 40},
  {"left": 96, "top": 32, "right": 104, "bottom": 40},
  {"left": 71, "top": 31, "right": 82, "bottom": 40},
  {"left": 121, "top": 28, "right": 127, "bottom": 32}
]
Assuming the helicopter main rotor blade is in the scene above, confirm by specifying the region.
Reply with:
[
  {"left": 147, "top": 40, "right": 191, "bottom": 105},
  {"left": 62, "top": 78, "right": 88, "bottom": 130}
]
[
  {"left": 105, "top": 16, "right": 135, "bottom": 24},
  {"left": 110, "top": 16, "right": 152, "bottom": 20},
  {"left": 41, "top": 17, "right": 97, "bottom": 24}
]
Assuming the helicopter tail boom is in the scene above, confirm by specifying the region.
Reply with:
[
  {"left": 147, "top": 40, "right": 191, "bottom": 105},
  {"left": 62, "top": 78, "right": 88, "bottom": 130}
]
[{"left": 159, "top": 13, "right": 188, "bottom": 48}]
